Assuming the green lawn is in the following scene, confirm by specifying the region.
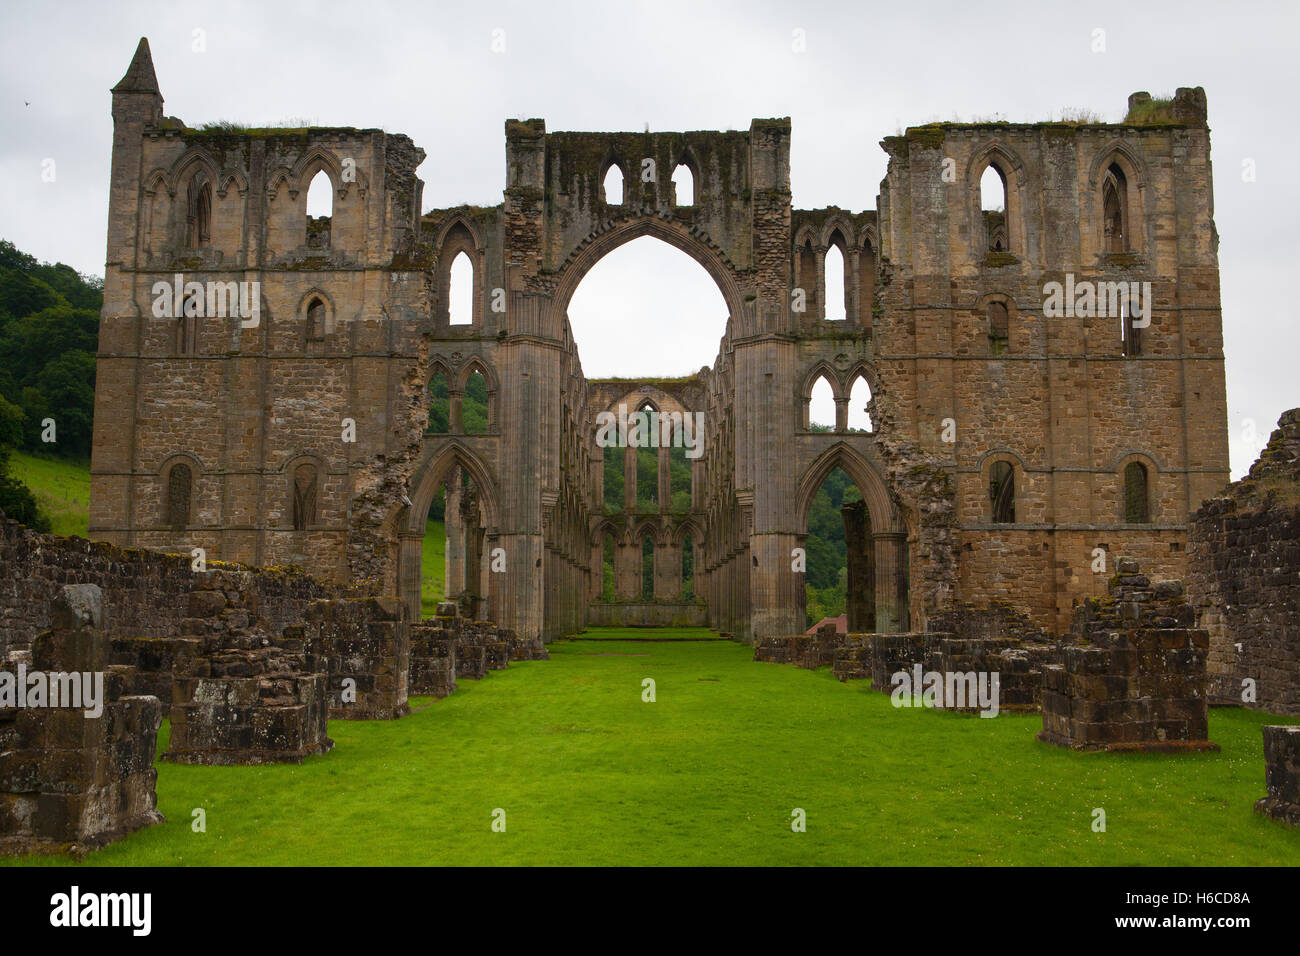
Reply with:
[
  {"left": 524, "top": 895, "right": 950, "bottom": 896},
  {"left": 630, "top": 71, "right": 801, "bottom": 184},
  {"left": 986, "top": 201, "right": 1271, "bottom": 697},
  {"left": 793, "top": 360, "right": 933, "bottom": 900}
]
[
  {"left": 7, "top": 451, "right": 90, "bottom": 537},
  {"left": 5, "top": 627, "right": 1297, "bottom": 866},
  {"left": 420, "top": 518, "right": 445, "bottom": 619}
]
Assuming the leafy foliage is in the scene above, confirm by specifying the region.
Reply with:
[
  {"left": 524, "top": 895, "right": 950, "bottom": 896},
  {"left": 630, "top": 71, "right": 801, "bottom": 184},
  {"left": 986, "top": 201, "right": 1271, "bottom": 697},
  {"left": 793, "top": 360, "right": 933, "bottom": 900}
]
[
  {"left": 0, "top": 447, "right": 51, "bottom": 531},
  {"left": 0, "top": 240, "right": 102, "bottom": 461}
]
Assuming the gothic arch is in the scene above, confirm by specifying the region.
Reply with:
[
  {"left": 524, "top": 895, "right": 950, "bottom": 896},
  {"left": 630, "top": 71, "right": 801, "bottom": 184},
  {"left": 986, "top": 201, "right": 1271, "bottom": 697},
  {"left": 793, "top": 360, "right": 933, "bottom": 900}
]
[
  {"left": 819, "top": 215, "right": 856, "bottom": 249},
  {"left": 794, "top": 442, "right": 901, "bottom": 534},
  {"left": 967, "top": 142, "right": 1029, "bottom": 256},
  {"left": 166, "top": 147, "right": 221, "bottom": 197},
  {"left": 547, "top": 217, "right": 745, "bottom": 337},
  {"left": 801, "top": 360, "right": 844, "bottom": 400},
  {"left": 403, "top": 438, "right": 500, "bottom": 536}
]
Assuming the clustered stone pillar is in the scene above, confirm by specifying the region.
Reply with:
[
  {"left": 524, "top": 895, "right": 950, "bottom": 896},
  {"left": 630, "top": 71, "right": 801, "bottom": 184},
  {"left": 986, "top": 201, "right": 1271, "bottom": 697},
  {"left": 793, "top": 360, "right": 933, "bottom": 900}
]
[
  {"left": 842, "top": 500, "right": 875, "bottom": 633},
  {"left": 444, "top": 468, "right": 466, "bottom": 599},
  {"left": 0, "top": 585, "right": 164, "bottom": 856},
  {"left": 872, "top": 531, "right": 908, "bottom": 632}
]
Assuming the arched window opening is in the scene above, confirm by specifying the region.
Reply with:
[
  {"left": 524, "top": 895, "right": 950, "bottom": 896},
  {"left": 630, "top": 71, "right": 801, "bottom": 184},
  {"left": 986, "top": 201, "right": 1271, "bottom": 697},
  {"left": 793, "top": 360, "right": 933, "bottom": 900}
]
[
  {"left": 635, "top": 402, "right": 659, "bottom": 512},
  {"left": 306, "top": 169, "right": 332, "bottom": 251},
  {"left": 641, "top": 535, "right": 655, "bottom": 600},
  {"left": 681, "top": 534, "right": 694, "bottom": 601},
  {"left": 427, "top": 370, "right": 450, "bottom": 434},
  {"left": 602, "top": 164, "right": 624, "bottom": 205},
  {"left": 1103, "top": 163, "right": 1128, "bottom": 253},
  {"left": 448, "top": 251, "right": 474, "bottom": 325},
  {"left": 186, "top": 173, "right": 212, "bottom": 248},
  {"left": 672, "top": 163, "right": 695, "bottom": 206},
  {"left": 989, "top": 461, "right": 1015, "bottom": 524},
  {"left": 1121, "top": 296, "right": 1142, "bottom": 357},
  {"left": 306, "top": 296, "right": 328, "bottom": 341},
  {"left": 847, "top": 376, "right": 873, "bottom": 433},
  {"left": 824, "top": 237, "right": 847, "bottom": 320},
  {"left": 980, "top": 164, "right": 1008, "bottom": 253},
  {"left": 177, "top": 289, "right": 200, "bottom": 355},
  {"left": 797, "top": 238, "right": 817, "bottom": 312},
  {"left": 292, "top": 463, "right": 318, "bottom": 531},
  {"left": 988, "top": 301, "right": 1010, "bottom": 356},
  {"left": 1124, "top": 462, "right": 1150, "bottom": 523},
  {"left": 809, "top": 375, "right": 836, "bottom": 431},
  {"left": 165, "top": 463, "right": 192, "bottom": 530},
  {"left": 805, "top": 466, "right": 864, "bottom": 631},
  {"left": 603, "top": 442, "right": 624, "bottom": 513},
  {"left": 463, "top": 369, "right": 489, "bottom": 434},
  {"left": 602, "top": 533, "right": 616, "bottom": 602}
]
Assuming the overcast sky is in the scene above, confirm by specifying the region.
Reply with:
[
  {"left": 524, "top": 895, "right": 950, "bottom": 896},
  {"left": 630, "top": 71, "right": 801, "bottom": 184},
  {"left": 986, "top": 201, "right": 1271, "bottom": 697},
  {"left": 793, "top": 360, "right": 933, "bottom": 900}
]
[{"left": 1, "top": 0, "right": 1295, "bottom": 477}]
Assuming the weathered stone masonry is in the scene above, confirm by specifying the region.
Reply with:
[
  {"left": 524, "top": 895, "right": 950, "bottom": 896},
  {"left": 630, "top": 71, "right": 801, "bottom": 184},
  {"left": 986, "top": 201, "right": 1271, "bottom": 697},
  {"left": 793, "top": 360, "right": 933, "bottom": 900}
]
[
  {"left": 1189, "top": 409, "right": 1300, "bottom": 716},
  {"left": 90, "top": 38, "right": 1230, "bottom": 645}
]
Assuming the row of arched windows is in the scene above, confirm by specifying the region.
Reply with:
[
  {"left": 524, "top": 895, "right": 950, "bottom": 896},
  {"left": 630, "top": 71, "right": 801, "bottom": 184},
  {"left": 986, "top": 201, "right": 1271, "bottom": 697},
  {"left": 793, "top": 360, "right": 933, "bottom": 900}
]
[
  {"left": 173, "top": 166, "right": 335, "bottom": 253},
  {"left": 984, "top": 458, "right": 1152, "bottom": 524},
  {"left": 162, "top": 460, "right": 320, "bottom": 531},
  {"left": 795, "top": 230, "right": 876, "bottom": 323},
  {"left": 600, "top": 162, "right": 695, "bottom": 206},
  {"left": 981, "top": 297, "right": 1144, "bottom": 357},
  {"left": 804, "top": 370, "right": 873, "bottom": 433},
  {"left": 976, "top": 153, "right": 1138, "bottom": 257},
  {"left": 599, "top": 531, "right": 696, "bottom": 602}
]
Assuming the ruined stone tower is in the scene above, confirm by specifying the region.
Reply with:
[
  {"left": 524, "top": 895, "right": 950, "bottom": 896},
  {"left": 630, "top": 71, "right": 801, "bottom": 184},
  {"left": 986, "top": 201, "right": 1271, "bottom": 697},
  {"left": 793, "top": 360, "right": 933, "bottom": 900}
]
[{"left": 91, "top": 38, "right": 1230, "bottom": 644}]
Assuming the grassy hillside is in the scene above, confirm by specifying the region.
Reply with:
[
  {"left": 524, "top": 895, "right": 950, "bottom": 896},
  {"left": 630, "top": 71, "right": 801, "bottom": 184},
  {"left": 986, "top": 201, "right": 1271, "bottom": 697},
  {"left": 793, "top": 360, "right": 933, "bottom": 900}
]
[{"left": 7, "top": 450, "right": 89, "bottom": 536}]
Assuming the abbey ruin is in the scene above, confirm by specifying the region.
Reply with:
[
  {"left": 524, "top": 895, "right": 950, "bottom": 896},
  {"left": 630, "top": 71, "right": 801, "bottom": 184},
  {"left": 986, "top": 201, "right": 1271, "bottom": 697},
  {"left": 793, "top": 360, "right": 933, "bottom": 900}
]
[{"left": 90, "top": 38, "right": 1230, "bottom": 648}]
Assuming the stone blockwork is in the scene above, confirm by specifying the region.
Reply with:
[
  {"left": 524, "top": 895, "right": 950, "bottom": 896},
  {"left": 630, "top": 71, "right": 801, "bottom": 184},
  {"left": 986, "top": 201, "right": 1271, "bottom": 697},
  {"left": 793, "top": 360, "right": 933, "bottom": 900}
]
[
  {"left": 1039, "top": 559, "right": 1216, "bottom": 752},
  {"left": 1189, "top": 409, "right": 1300, "bottom": 716},
  {"left": 163, "top": 581, "right": 333, "bottom": 765},
  {"left": 91, "top": 37, "right": 1231, "bottom": 649},
  {"left": 760, "top": 602, "right": 1053, "bottom": 714},
  {"left": 294, "top": 598, "right": 411, "bottom": 720},
  {"left": 0, "top": 511, "right": 342, "bottom": 691},
  {"left": 0, "top": 585, "right": 164, "bottom": 857},
  {"left": 1255, "top": 725, "right": 1300, "bottom": 828}
]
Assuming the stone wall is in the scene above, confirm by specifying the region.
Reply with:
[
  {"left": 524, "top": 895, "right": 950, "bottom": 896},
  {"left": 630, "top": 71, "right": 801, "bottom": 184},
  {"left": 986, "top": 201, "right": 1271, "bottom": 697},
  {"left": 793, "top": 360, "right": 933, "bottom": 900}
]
[
  {"left": 1188, "top": 409, "right": 1300, "bottom": 716},
  {"left": 163, "top": 583, "right": 333, "bottom": 765},
  {"left": 0, "top": 585, "right": 164, "bottom": 856},
  {"left": 583, "top": 603, "right": 709, "bottom": 628},
  {"left": 1039, "top": 559, "right": 1215, "bottom": 751},
  {"left": 1256, "top": 725, "right": 1300, "bottom": 828},
  {"left": 0, "top": 513, "right": 342, "bottom": 670},
  {"left": 294, "top": 597, "right": 411, "bottom": 720}
]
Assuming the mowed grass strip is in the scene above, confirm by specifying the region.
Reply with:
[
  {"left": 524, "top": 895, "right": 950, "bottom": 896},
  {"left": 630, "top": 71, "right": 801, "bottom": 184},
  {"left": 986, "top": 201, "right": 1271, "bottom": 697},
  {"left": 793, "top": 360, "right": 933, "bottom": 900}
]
[{"left": 4, "top": 630, "right": 1298, "bottom": 866}]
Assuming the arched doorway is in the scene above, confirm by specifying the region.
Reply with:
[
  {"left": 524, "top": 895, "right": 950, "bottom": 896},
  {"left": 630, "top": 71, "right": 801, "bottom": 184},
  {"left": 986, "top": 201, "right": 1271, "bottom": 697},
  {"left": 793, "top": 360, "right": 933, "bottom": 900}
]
[{"left": 796, "top": 443, "right": 909, "bottom": 633}]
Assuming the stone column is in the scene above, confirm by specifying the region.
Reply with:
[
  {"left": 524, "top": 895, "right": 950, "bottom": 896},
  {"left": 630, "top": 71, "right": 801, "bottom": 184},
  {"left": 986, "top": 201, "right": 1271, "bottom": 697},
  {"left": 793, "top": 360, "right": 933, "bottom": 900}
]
[
  {"left": 398, "top": 530, "right": 424, "bottom": 621},
  {"left": 624, "top": 442, "right": 637, "bottom": 512},
  {"left": 658, "top": 446, "right": 670, "bottom": 513},
  {"left": 444, "top": 468, "right": 465, "bottom": 597},
  {"left": 873, "top": 531, "right": 909, "bottom": 633}
]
